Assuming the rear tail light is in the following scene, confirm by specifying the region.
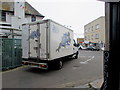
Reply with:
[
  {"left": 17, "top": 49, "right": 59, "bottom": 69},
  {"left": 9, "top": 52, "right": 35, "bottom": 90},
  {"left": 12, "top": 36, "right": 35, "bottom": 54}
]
[{"left": 40, "top": 64, "right": 47, "bottom": 68}]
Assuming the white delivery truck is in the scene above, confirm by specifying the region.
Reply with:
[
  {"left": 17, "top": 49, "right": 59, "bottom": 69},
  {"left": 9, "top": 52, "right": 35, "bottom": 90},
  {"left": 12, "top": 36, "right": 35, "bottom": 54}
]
[{"left": 22, "top": 19, "right": 79, "bottom": 70}]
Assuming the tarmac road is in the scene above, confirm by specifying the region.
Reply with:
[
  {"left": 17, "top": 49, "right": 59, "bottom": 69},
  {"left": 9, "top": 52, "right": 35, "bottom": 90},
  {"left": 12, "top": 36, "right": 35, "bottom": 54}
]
[{"left": 2, "top": 50, "right": 103, "bottom": 88}]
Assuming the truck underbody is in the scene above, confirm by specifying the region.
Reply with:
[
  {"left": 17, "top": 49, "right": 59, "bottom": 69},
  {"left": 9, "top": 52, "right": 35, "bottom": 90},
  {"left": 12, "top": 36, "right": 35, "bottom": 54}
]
[{"left": 22, "top": 52, "right": 78, "bottom": 70}]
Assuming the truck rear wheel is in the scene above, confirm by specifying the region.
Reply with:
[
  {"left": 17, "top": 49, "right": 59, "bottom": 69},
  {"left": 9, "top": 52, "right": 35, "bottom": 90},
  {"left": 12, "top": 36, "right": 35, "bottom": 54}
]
[
  {"left": 48, "top": 60, "right": 63, "bottom": 70},
  {"left": 55, "top": 60, "right": 63, "bottom": 70}
]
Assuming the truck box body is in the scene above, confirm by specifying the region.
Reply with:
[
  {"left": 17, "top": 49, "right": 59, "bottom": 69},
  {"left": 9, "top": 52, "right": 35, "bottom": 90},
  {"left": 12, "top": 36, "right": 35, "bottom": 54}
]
[{"left": 22, "top": 19, "right": 78, "bottom": 69}]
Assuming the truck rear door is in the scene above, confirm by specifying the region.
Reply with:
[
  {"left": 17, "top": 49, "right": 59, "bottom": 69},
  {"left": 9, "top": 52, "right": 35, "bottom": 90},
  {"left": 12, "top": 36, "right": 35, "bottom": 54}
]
[{"left": 29, "top": 23, "right": 47, "bottom": 59}]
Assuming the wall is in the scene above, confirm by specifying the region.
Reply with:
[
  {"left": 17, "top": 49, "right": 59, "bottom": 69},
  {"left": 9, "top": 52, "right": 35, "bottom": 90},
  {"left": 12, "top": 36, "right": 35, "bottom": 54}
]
[{"left": 84, "top": 16, "right": 105, "bottom": 44}]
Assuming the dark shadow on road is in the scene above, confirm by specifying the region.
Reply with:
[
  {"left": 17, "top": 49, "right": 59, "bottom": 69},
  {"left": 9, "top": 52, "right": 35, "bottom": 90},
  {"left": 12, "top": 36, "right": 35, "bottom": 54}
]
[
  {"left": 24, "top": 57, "right": 76, "bottom": 74},
  {"left": 25, "top": 67, "right": 51, "bottom": 74}
]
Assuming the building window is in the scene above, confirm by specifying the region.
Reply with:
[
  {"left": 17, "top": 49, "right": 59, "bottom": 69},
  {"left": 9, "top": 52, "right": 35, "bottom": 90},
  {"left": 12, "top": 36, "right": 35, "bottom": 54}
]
[
  {"left": 1, "top": 11, "right": 6, "bottom": 21},
  {"left": 88, "top": 27, "right": 90, "bottom": 32},
  {"left": 31, "top": 15, "right": 36, "bottom": 22},
  {"left": 95, "top": 24, "right": 99, "bottom": 30},
  {"left": 91, "top": 26, "right": 93, "bottom": 31},
  {"left": 95, "top": 34, "right": 99, "bottom": 39}
]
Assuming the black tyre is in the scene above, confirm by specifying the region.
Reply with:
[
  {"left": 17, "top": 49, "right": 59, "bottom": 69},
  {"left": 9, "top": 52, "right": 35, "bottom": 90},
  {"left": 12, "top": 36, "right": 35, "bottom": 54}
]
[{"left": 55, "top": 60, "right": 63, "bottom": 70}]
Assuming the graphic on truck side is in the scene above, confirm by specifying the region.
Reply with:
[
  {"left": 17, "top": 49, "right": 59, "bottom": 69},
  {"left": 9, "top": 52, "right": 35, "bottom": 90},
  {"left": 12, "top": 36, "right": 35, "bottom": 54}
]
[
  {"left": 56, "top": 32, "right": 71, "bottom": 52},
  {"left": 28, "top": 31, "right": 40, "bottom": 40}
]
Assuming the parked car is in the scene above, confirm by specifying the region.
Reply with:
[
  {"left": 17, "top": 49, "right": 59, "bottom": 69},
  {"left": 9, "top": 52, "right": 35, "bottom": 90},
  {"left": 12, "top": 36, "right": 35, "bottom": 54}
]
[
  {"left": 78, "top": 45, "right": 87, "bottom": 50},
  {"left": 86, "top": 46, "right": 100, "bottom": 51}
]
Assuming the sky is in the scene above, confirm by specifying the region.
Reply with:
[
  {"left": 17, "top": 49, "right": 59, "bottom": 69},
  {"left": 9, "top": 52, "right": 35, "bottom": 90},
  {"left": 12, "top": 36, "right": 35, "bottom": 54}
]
[{"left": 26, "top": 0, "right": 105, "bottom": 39}]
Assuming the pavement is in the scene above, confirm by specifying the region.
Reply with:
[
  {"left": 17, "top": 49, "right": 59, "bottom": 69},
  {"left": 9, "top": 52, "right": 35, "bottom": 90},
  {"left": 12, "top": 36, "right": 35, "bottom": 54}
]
[{"left": 75, "top": 78, "right": 103, "bottom": 89}]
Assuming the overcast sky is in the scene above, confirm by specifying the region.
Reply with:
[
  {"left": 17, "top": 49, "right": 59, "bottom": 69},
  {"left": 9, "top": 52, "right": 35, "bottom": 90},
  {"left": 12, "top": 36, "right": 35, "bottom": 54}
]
[{"left": 26, "top": 0, "right": 105, "bottom": 39}]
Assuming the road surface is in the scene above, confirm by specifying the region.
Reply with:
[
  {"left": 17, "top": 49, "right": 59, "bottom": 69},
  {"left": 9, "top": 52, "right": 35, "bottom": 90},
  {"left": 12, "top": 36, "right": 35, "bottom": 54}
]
[{"left": 2, "top": 50, "right": 103, "bottom": 88}]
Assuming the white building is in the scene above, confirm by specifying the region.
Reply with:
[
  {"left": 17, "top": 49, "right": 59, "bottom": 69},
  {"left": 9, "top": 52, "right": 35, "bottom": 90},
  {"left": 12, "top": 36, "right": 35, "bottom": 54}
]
[{"left": 0, "top": 1, "right": 44, "bottom": 38}]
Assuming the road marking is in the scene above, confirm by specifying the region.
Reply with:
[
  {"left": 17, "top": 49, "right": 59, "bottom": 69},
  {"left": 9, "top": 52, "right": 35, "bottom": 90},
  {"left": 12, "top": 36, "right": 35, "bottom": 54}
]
[
  {"left": 80, "top": 56, "right": 95, "bottom": 64},
  {"left": 2, "top": 65, "right": 28, "bottom": 74}
]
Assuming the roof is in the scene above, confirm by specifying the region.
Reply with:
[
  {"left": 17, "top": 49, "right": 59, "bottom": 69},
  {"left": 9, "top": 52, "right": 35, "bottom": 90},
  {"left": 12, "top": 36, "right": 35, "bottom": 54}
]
[
  {"left": 84, "top": 16, "right": 105, "bottom": 27},
  {"left": 0, "top": 2, "right": 44, "bottom": 17}
]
